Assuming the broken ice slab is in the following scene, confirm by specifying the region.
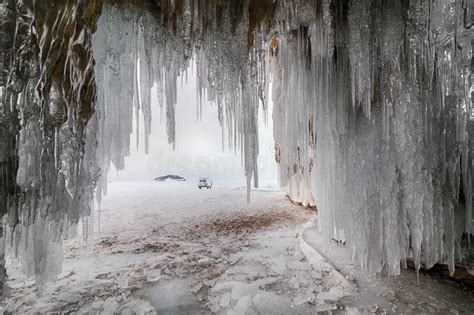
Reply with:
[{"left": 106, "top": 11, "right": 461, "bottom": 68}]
[
  {"left": 191, "top": 283, "right": 203, "bottom": 293},
  {"left": 316, "top": 287, "right": 345, "bottom": 303},
  {"left": 117, "top": 275, "right": 130, "bottom": 289},
  {"left": 145, "top": 269, "right": 162, "bottom": 283}
]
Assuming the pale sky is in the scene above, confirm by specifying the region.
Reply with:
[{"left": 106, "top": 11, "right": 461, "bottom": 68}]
[{"left": 109, "top": 62, "right": 277, "bottom": 186}]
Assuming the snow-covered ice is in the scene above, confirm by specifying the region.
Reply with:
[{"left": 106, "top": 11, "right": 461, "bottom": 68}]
[
  {"left": 303, "top": 219, "right": 474, "bottom": 314},
  {"left": 3, "top": 181, "right": 338, "bottom": 313},
  {"left": 4, "top": 181, "right": 472, "bottom": 314}
]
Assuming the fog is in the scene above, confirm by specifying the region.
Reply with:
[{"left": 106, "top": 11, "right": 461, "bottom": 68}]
[{"left": 109, "top": 63, "right": 278, "bottom": 187}]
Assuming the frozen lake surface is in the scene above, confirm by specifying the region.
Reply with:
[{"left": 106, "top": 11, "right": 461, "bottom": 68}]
[{"left": 5, "top": 181, "right": 473, "bottom": 314}]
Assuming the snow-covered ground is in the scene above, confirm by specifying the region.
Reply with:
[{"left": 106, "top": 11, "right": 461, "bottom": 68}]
[
  {"left": 4, "top": 181, "right": 352, "bottom": 314},
  {"left": 4, "top": 181, "right": 473, "bottom": 314}
]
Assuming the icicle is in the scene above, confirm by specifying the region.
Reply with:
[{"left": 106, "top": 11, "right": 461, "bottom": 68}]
[
  {"left": 270, "top": 0, "right": 473, "bottom": 276},
  {"left": 97, "top": 200, "right": 101, "bottom": 236}
]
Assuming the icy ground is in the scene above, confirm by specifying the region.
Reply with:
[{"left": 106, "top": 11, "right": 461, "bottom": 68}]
[
  {"left": 304, "top": 223, "right": 474, "bottom": 314},
  {"left": 4, "top": 181, "right": 352, "bottom": 314},
  {"left": 4, "top": 181, "right": 474, "bottom": 314}
]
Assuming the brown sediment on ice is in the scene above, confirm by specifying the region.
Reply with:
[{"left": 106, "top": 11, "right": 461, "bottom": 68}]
[{"left": 287, "top": 196, "right": 317, "bottom": 212}]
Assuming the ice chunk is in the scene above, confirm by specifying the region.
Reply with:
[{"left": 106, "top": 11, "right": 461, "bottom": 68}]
[{"left": 146, "top": 269, "right": 162, "bottom": 283}]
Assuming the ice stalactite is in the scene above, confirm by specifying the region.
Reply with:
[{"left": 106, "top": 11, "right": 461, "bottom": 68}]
[
  {"left": 93, "top": 0, "right": 472, "bottom": 279},
  {"left": 93, "top": 1, "right": 265, "bottom": 203},
  {"left": 270, "top": 0, "right": 473, "bottom": 275},
  {"left": 0, "top": 0, "right": 101, "bottom": 291}
]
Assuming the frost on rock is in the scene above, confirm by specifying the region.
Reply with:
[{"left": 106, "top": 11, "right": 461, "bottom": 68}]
[{"left": 0, "top": 0, "right": 473, "bottom": 293}]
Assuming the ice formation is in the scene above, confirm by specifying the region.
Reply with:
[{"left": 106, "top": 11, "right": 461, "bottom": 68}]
[
  {"left": 0, "top": 0, "right": 100, "bottom": 292},
  {"left": 92, "top": 1, "right": 263, "bottom": 204},
  {"left": 0, "top": 0, "right": 472, "bottom": 294},
  {"left": 270, "top": 0, "right": 473, "bottom": 276}
]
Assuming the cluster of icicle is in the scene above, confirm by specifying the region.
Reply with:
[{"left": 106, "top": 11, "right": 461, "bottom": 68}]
[
  {"left": 0, "top": 0, "right": 472, "bottom": 294},
  {"left": 0, "top": 0, "right": 100, "bottom": 292},
  {"left": 94, "top": 0, "right": 473, "bottom": 278},
  {"left": 270, "top": 0, "right": 473, "bottom": 276},
  {"left": 92, "top": 2, "right": 266, "bottom": 206}
]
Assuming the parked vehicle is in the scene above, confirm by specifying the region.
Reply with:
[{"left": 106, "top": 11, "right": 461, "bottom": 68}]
[{"left": 198, "top": 178, "right": 212, "bottom": 189}]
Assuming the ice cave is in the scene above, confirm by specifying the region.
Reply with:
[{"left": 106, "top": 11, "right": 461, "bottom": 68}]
[{"left": 0, "top": 0, "right": 473, "bottom": 313}]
